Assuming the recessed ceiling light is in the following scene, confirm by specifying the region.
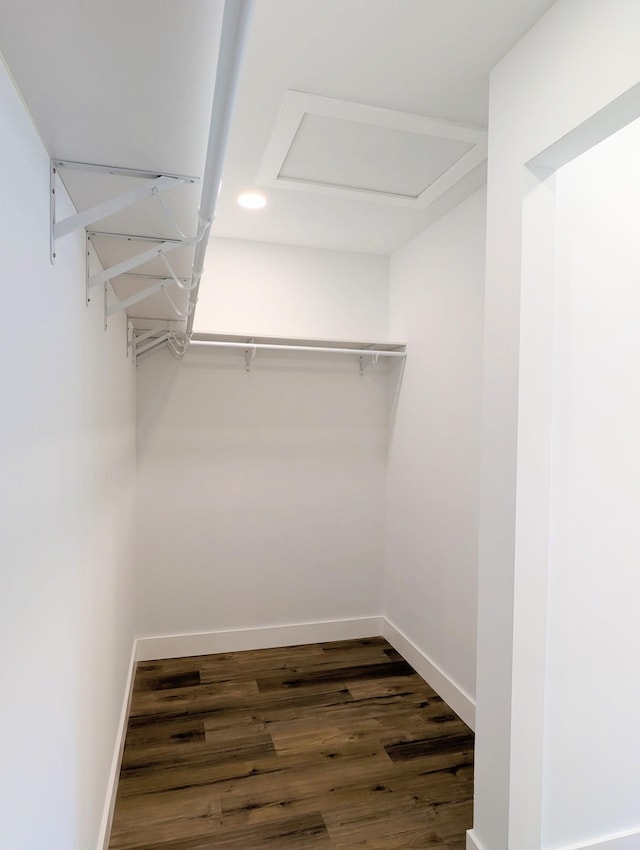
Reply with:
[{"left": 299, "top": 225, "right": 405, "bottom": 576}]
[{"left": 237, "top": 191, "right": 267, "bottom": 210}]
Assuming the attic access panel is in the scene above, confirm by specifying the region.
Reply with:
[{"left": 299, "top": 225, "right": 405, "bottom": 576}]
[{"left": 257, "top": 91, "right": 487, "bottom": 208}]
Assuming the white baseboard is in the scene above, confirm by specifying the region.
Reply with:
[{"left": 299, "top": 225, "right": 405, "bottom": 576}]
[
  {"left": 135, "top": 616, "right": 385, "bottom": 662},
  {"left": 382, "top": 617, "right": 475, "bottom": 730},
  {"left": 556, "top": 828, "right": 640, "bottom": 850},
  {"left": 465, "top": 826, "right": 640, "bottom": 850},
  {"left": 97, "top": 641, "right": 137, "bottom": 850},
  {"left": 136, "top": 616, "right": 475, "bottom": 730},
  {"left": 466, "top": 829, "right": 485, "bottom": 850}
]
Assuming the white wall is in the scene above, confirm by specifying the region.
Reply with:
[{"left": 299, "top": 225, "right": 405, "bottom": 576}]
[
  {"left": 135, "top": 345, "right": 391, "bottom": 640},
  {"left": 542, "top": 118, "right": 640, "bottom": 849},
  {"left": 137, "top": 238, "right": 392, "bottom": 643},
  {"left": 475, "top": 2, "right": 640, "bottom": 849},
  {"left": 194, "top": 237, "right": 389, "bottom": 340},
  {"left": 385, "top": 188, "right": 485, "bottom": 724},
  {"left": 0, "top": 58, "right": 136, "bottom": 850}
]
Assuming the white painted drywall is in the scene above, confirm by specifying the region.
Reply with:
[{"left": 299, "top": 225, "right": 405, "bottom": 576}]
[
  {"left": 541, "top": 118, "right": 640, "bottom": 849},
  {"left": 475, "top": 2, "right": 640, "bottom": 848},
  {"left": 0, "top": 57, "right": 136, "bottom": 850},
  {"left": 385, "top": 188, "right": 485, "bottom": 716},
  {"left": 135, "top": 345, "right": 391, "bottom": 639},
  {"left": 193, "top": 237, "right": 389, "bottom": 340}
]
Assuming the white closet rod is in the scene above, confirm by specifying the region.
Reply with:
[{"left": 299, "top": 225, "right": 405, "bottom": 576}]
[
  {"left": 190, "top": 341, "right": 407, "bottom": 357},
  {"left": 185, "top": 0, "right": 255, "bottom": 337}
]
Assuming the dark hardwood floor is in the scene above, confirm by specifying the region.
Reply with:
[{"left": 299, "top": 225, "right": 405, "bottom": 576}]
[{"left": 109, "top": 637, "right": 474, "bottom": 850}]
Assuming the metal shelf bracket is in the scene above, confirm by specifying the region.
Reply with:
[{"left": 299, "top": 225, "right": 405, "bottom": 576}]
[
  {"left": 88, "top": 237, "right": 185, "bottom": 291},
  {"left": 127, "top": 320, "right": 134, "bottom": 359},
  {"left": 133, "top": 327, "right": 171, "bottom": 363},
  {"left": 50, "top": 159, "right": 199, "bottom": 265},
  {"left": 105, "top": 275, "right": 195, "bottom": 320},
  {"left": 359, "top": 352, "right": 380, "bottom": 377},
  {"left": 245, "top": 340, "right": 257, "bottom": 373},
  {"left": 85, "top": 232, "right": 199, "bottom": 327}
]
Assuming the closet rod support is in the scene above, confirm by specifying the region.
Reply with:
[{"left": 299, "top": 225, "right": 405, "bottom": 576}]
[{"left": 245, "top": 341, "right": 256, "bottom": 373}]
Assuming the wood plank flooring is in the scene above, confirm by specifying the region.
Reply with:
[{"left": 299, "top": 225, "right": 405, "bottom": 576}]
[{"left": 109, "top": 638, "right": 473, "bottom": 850}]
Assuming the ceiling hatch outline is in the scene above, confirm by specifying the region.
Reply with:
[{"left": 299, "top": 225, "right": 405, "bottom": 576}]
[{"left": 257, "top": 90, "right": 488, "bottom": 208}]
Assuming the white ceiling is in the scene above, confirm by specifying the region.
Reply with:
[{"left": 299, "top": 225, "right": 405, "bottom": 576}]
[
  {"left": 0, "top": 0, "right": 224, "bottom": 176},
  {"left": 0, "top": 0, "right": 226, "bottom": 325},
  {"left": 0, "top": 0, "right": 557, "bottom": 310},
  {"left": 211, "top": 0, "right": 556, "bottom": 254}
]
